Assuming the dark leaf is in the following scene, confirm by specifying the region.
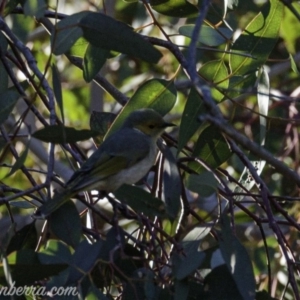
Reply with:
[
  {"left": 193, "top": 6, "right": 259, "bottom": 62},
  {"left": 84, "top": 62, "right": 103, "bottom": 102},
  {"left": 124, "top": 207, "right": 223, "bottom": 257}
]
[
  {"left": 79, "top": 12, "right": 162, "bottom": 63},
  {"left": 0, "top": 90, "right": 20, "bottom": 126},
  {"left": 188, "top": 125, "right": 231, "bottom": 173},
  {"left": 185, "top": 172, "right": 218, "bottom": 197},
  {"left": 67, "top": 239, "right": 103, "bottom": 284},
  {"left": 204, "top": 264, "right": 243, "bottom": 299},
  {"left": 6, "top": 222, "right": 37, "bottom": 254},
  {"left": 177, "top": 88, "right": 205, "bottom": 154},
  {"left": 5, "top": 249, "right": 66, "bottom": 286},
  {"left": 4, "top": 139, "right": 30, "bottom": 179},
  {"left": 32, "top": 125, "right": 99, "bottom": 143},
  {"left": 23, "top": 0, "right": 46, "bottom": 18},
  {"left": 52, "top": 11, "right": 90, "bottom": 55},
  {"left": 159, "top": 143, "right": 181, "bottom": 220},
  {"left": 83, "top": 45, "right": 110, "bottom": 82},
  {"left": 89, "top": 111, "right": 116, "bottom": 136},
  {"left": 49, "top": 201, "right": 82, "bottom": 248},
  {"left": 218, "top": 214, "right": 256, "bottom": 300},
  {"left": 115, "top": 184, "right": 166, "bottom": 218},
  {"left": 52, "top": 64, "right": 64, "bottom": 123}
]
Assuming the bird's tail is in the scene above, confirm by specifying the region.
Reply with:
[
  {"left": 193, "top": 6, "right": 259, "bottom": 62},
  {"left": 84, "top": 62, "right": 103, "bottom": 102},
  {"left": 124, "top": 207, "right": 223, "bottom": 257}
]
[{"left": 32, "top": 188, "right": 74, "bottom": 219}]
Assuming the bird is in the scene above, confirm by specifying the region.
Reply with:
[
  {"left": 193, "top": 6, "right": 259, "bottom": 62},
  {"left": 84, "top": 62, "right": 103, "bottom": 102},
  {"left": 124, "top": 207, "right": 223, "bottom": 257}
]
[{"left": 33, "top": 108, "right": 174, "bottom": 219}]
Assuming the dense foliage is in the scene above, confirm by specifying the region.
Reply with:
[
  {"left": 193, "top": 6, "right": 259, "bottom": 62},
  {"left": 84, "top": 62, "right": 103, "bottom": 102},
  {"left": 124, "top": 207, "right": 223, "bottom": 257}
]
[{"left": 0, "top": 0, "right": 300, "bottom": 299}]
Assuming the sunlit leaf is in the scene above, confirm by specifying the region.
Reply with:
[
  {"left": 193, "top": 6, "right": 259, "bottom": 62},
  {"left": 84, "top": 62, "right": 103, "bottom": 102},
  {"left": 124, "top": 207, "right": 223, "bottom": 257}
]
[
  {"left": 106, "top": 79, "right": 176, "bottom": 137},
  {"left": 199, "top": 60, "right": 229, "bottom": 101},
  {"left": 230, "top": 0, "right": 284, "bottom": 75},
  {"left": 150, "top": 0, "right": 198, "bottom": 17}
]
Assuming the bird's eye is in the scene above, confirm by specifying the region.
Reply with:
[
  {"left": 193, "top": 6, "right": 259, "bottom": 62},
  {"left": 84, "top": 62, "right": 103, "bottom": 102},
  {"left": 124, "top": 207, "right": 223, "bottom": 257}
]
[{"left": 148, "top": 124, "right": 155, "bottom": 129}]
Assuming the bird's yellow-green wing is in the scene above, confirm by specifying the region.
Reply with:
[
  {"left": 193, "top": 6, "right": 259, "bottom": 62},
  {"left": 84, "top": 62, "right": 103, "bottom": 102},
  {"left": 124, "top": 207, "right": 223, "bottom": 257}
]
[{"left": 33, "top": 128, "right": 151, "bottom": 219}]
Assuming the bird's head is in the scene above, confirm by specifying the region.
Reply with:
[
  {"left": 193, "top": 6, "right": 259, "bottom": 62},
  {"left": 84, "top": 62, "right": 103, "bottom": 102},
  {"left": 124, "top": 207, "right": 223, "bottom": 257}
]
[{"left": 123, "top": 108, "right": 175, "bottom": 138}]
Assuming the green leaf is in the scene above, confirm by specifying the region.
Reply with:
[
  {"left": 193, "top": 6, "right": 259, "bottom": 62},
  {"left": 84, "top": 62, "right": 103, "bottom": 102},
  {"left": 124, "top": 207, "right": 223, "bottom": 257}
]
[
  {"left": 280, "top": 5, "right": 300, "bottom": 54},
  {"left": 86, "top": 285, "right": 109, "bottom": 300},
  {"left": 150, "top": 0, "right": 198, "bottom": 17},
  {"left": 185, "top": 172, "right": 218, "bottom": 197},
  {"left": 32, "top": 125, "right": 99, "bottom": 143},
  {"left": 229, "top": 0, "right": 284, "bottom": 75},
  {"left": 23, "top": 0, "right": 46, "bottom": 18},
  {"left": 83, "top": 45, "right": 110, "bottom": 82},
  {"left": 89, "top": 111, "right": 117, "bottom": 145},
  {"left": 5, "top": 249, "right": 66, "bottom": 286},
  {"left": 159, "top": 143, "right": 181, "bottom": 220},
  {"left": 198, "top": 60, "right": 229, "bottom": 101},
  {"left": 6, "top": 222, "right": 37, "bottom": 254},
  {"left": 290, "top": 53, "right": 299, "bottom": 74},
  {"left": 4, "top": 139, "right": 30, "bottom": 179},
  {"left": 99, "top": 227, "right": 125, "bottom": 261},
  {"left": 177, "top": 88, "right": 205, "bottom": 154},
  {"left": 79, "top": 12, "right": 162, "bottom": 63},
  {"left": 257, "top": 66, "right": 269, "bottom": 146},
  {"left": 0, "top": 33, "right": 8, "bottom": 94},
  {"left": 227, "top": 73, "right": 257, "bottom": 99},
  {"left": 52, "top": 63, "right": 64, "bottom": 123},
  {"left": 38, "top": 239, "right": 72, "bottom": 265},
  {"left": 107, "top": 79, "right": 176, "bottom": 136},
  {"left": 179, "top": 25, "right": 232, "bottom": 46},
  {"left": 0, "top": 90, "right": 20, "bottom": 126},
  {"left": 204, "top": 264, "right": 243, "bottom": 299},
  {"left": 69, "top": 37, "right": 89, "bottom": 57},
  {"left": 188, "top": 125, "right": 232, "bottom": 173},
  {"left": 174, "top": 279, "right": 189, "bottom": 300},
  {"left": 218, "top": 214, "right": 256, "bottom": 300},
  {"left": 67, "top": 239, "right": 103, "bottom": 283},
  {"left": 52, "top": 11, "right": 90, "bottom": 55},
  {"left": 9, "top": 200, "right": 35, "bottom": 209},
  {"left": 49, "top": 201, "right": 82, "bottom": 248},
  {"left": 115, "top": 184, "right": 166, "bottom": 218},
  {"left": 172, "top": 226, "right": 210, "bottom": 280}
]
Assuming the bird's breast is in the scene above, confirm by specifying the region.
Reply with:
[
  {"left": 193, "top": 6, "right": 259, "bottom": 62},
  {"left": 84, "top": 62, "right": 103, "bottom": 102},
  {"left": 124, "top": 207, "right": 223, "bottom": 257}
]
[{"left": 105, "top": 142, "right": 157, "bottom": 192}]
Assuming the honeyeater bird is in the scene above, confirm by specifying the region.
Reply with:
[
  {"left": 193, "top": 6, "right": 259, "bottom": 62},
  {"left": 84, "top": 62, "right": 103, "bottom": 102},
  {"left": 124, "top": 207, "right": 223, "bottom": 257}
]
[{"left": 33, "top": 108, "right": 174, "bottom": 219}]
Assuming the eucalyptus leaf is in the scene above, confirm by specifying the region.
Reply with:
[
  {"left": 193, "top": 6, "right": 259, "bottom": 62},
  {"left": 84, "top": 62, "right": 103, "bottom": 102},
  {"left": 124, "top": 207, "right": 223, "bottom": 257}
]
[
  {"left": 230, "top": 0, "right": 283, "bottom": 75},
  {"left": 188, "top": 125, "right": 231, "bottom": 173},
  {"left": 32, "top": 125, "right": 99, "bottom": 143},
  {"left": 115, "top": 184, "right": 166, "bottom": 218},
  {"left": 0, "top": 90, "right": 20, "bottom": 125},
  {"left": 52, "top": 11, "right": 90, "bottom": 55},
  {"left": 106, "top": 79, "right": 176, "bottom": 137},
  {"left": 79, "top": 12, "right": 162, "bottom": 63},
  {"left": 49, "top": 201, "right": 82, "bottom": 249},
  {"left": 179, "top": 25, "right": 232, "bottom": 46},
  {"left": 150, "top": 0, "right": 198, "bottom": 17},
  {"left": 218, "top": 214, "right": 256, "bottom": 300}
]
